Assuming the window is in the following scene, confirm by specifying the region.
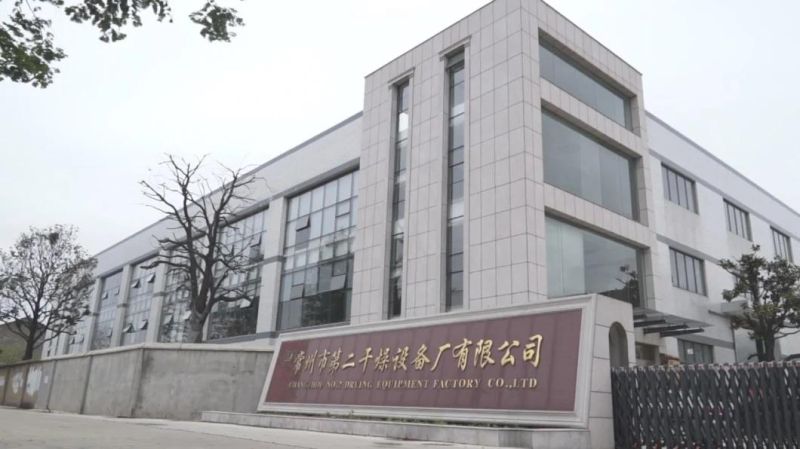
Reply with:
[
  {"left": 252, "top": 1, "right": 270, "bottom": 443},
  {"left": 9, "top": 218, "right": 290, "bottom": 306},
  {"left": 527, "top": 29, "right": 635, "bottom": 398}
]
[
  {"left": 539, "top": 41, "right": 631, "bottom": 128},
  {"left": 159, "top": 263, "right": 192, "bottom": 343},
  {"left": 278, "top": 171, "right": 358, "bottom": 330},
  {"left": 669, "top": 248, "right": 706, "bottom": 295},
  {"left": 91, "top": 271, "right": 123, "bottom": 350},
  {"left": 121, "top": 259, "right": 157, "bottom": 346},
  {"left": 661, "top": 165, "right": 697, "bottom": 212},
  {"left": 546, "top": 217, "right": 642, "bottom": 306},
  {"left": 446, "top": 51, "right": 465, "bottom": 311},
  {"left": 772, "top": 228, "right": 793, "bottom": 262},
  {"left": 388, "top": 81, "right": 410, "bottom": 318},
  {"left": 679, "top": 340, "right": 714, "bottom": 364},
  {"left": 66, "top": 286, "right": 92, "bottom": 354},
  {"left": 724, "top": 200, "right": 751, "bottom": 240},
  {"left": 543, "top": 111, "right": 636, "bottom": 219},
  {"left": 208, "top": 210, "right": 267, "bottom": 340}
]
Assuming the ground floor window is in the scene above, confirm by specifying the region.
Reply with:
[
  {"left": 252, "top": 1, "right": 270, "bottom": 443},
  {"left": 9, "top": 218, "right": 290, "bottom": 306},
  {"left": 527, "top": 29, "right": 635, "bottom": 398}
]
[
  {"left": 207, "top": 268, "right": 261, "bottom": 341},
  {"left": 635, "top": 343, "right": 658, "bottom": 367},
  {"left": 278, "top": 256, "right": 352, "bottom": 330},
  {"left": 546, "top": 216, "right": 642, "bottom": 306},
  {"left": 679, "top": 339, "right": 714, "bottom": 364}
]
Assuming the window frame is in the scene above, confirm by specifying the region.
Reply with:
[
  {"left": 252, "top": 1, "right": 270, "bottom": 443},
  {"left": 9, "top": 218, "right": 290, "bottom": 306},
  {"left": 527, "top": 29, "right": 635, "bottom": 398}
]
[
  {"left": 387, "top": 79, "right": 411, "bottom": 319},
  {"left": 542, "top": 110, "right": 639, "bottom": 220},
  {"left": 724, "top": 200, "right": 752, "bottom": 240},
  {"left": 772, "top": 227, "right": 793, "bottom": 262},
  {"left": 669, "top": 248, "right": 706, "bottom": 295},
  {"left": 661, "top": 164, "right": 698, "bottom": 213},
  {"left": 538, "top": 38, "right": 632, "bottom": 129},
  {"left": 546, "top": 216, "right": 644, "bottom": 307},
  {"left": 278, "top": 171, "right": 358, "bottom": 331},
  {"left": 445, "top": 50, "right": 466, "bottom": 312},
  {"left": 678, "top": 339, "right": 714, "bottom": 364}
]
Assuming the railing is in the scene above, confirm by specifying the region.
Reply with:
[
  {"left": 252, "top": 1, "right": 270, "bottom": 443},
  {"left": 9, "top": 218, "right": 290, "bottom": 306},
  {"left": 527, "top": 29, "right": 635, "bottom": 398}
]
[{"left": 611, "top": 362, "right": 800, "bottom": 448}]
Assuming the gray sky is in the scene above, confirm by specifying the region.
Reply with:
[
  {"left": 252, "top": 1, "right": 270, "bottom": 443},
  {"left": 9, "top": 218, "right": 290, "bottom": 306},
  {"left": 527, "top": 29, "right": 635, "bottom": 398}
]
[{"left": 1, "top": 0, "right": 798, "bottom": 255}]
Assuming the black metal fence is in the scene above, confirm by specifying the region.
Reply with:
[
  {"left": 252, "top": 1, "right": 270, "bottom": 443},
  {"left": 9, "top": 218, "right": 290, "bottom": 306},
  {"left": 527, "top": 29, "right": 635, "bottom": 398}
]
[{"left": 611, "top": 362, "right": 800, "bottom": 448}]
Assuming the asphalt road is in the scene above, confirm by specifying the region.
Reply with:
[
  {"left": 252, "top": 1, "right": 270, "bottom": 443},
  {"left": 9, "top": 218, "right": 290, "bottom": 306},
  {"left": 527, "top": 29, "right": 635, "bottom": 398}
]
[{"left": 0, "top": 408, "right": 483, "bottom": 449}]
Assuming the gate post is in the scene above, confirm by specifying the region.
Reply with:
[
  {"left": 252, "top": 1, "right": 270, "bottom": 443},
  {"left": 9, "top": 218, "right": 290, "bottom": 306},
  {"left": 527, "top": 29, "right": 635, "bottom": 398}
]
[{"left": 588, "top": 295, "right": 635, "bottom": 449}]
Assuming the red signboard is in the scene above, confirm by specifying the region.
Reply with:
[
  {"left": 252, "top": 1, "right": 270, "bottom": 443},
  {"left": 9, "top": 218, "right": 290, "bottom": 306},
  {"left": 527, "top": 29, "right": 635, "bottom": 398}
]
[{"left": 262, "top": 309, "right": 582, "bottom": 412}]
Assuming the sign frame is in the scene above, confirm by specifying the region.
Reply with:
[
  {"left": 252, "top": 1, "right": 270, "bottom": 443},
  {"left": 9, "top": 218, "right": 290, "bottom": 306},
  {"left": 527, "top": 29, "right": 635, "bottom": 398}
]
[{"left": 258, "top": 295, "right": 597, "bottom": 428}]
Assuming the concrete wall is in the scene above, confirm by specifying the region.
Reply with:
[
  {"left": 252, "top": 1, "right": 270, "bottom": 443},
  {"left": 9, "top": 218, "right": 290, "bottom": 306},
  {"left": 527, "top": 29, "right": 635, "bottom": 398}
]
[
  {"left": 136, "top": 346, "right": 272, "bottom": 420},
  {"left": 48, "top": 356, "right": 91, "bottom": 413},
  {"left": 0, "top": 344, "right": 272, "bottom": 420}
]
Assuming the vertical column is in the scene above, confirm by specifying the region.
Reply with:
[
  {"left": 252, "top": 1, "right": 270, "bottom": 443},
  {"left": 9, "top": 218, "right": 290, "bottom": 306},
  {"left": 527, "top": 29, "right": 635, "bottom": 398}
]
[
  {"left": 81, "top": 278, "right": 103, "bottom": 352},
  {"left": 56, "top": 331, "right": 69, "bottom": 356},
  {"left": 465, "top": 2, "right": 539, "bottom": 312},
  {"left": 110, "top": 264, "right": 133, "bottom": 347},
  {"left": 145, "top": 256, "right": 169, "bottom": 343},
  {"left": 256, "top": 198, "right": 286, "bottom": 334},
  {"left": 588, "top": 295, "right": 635, "bottom": 449},
  {"left": 351, "top": 67, "right": 393, "bottom": 326}
]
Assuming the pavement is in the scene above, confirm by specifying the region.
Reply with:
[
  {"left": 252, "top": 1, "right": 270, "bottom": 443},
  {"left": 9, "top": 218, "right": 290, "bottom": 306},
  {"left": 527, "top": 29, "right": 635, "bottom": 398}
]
[{"left": 0, "top": 407, "right": 498, "bottom": 449}]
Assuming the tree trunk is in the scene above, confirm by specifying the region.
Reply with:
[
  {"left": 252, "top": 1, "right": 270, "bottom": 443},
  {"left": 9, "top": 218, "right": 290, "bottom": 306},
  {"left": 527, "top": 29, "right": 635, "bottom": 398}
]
[
  {"left": 755, "top": 338, "right": 765, "bottom": 361},
  {"left": 22, "top": 335, "right": 36, "bottom": 361},
  {"left": 184, "top": 316, "right": 205, "bottom": 343},
  {"left": 763, "top": 337, "right": 776, "bottom": 362},
  {"left": 756, "top": 337, "right": 777, "bottom": 362}
]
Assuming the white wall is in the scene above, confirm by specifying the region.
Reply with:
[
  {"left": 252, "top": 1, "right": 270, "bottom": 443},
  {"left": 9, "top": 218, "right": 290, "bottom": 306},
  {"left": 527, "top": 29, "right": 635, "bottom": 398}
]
[{"left": 648, "top": 112, "right": 800, "bottom": 360}]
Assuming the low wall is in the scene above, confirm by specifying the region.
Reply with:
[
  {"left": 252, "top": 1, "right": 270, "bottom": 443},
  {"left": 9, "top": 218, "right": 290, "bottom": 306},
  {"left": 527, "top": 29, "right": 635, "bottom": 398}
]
[{"left": 0, "top": 343, "right": 273, "bottom": 420}]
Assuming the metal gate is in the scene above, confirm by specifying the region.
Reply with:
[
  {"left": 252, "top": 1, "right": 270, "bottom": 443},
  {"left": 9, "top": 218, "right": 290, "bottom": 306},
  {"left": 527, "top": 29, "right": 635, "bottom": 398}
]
[{"left": 611, "top": 362, "right": 800, "bottom": 448}]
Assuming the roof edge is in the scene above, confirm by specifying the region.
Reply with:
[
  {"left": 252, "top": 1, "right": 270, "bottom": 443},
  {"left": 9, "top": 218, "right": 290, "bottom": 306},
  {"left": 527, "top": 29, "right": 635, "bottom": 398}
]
[
  {"left": 92, "top": 111, "right": 364, "bottom": 259},
  {"left": 646, "top": 110, "right": 800, "bottom": 220}
]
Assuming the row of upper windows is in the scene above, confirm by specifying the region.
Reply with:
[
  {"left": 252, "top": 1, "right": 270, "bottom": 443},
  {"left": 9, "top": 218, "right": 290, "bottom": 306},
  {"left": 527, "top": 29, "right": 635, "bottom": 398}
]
[
  {"left": 63, "top": 210, "right": 268, "bottom": 353},
  {"left": 661, "top": 163, "right": 794, "bottom": 262}
]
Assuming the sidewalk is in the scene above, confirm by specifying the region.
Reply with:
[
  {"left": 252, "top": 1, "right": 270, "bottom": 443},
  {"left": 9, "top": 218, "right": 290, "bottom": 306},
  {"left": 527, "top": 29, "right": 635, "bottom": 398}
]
[{"left": 0, "top": 407, "right": 503, "bottom": 449}]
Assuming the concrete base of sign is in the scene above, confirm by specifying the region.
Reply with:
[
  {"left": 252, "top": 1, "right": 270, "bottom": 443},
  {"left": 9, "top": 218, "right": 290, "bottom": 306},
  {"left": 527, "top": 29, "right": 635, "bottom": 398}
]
[{"left": 200, "top": 411, "right": 591, "bottom": 449}]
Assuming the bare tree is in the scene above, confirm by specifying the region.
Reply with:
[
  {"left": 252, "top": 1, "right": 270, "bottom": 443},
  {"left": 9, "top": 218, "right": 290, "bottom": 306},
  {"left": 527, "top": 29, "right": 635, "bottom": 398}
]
[
  {"left": 141, "top": 155, "right": 261, "bottom": 343},
  {"left": 0, "top": 225, "right": 96, "bottom": 360}
]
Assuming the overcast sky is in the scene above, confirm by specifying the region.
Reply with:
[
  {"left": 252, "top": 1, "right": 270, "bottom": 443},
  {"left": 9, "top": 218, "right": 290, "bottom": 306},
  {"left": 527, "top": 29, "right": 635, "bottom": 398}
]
[{"left": 1, "top": 0, "right": 798, "bottom": 255}]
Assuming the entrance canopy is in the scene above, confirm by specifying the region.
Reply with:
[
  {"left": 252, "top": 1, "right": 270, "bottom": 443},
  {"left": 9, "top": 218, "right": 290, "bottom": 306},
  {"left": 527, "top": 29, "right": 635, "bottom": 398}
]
[{"left": 633, "top": 308, "right": 709, "bottom": 337}]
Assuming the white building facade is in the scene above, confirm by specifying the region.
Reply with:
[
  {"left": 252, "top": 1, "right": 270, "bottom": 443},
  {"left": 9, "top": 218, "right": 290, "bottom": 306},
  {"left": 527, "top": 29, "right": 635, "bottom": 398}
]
[{"left": 43, "top": 0, "right": 799, "bottom": 366}]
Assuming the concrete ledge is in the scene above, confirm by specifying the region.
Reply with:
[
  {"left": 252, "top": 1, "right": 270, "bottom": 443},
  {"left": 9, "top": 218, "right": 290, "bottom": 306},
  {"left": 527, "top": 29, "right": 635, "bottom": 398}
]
[{"left": 201, "top": 411, "right": 591, "bottom": 449}]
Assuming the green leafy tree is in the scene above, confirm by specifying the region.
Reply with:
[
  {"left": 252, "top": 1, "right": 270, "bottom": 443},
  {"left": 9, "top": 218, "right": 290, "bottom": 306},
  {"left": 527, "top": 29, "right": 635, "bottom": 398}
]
[
  {"left": 720, "top": 244, "right": 800, "bottom": 361},
  {"left": 0, "top": 225, "right": 96, "bottom": 360},
  {"left": 1, "top": 0, "right": 244, "bottom": 87}
]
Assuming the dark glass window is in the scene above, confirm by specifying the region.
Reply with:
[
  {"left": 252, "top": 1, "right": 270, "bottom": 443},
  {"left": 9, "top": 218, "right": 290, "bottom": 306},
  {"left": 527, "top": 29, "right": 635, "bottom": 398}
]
[
  {"left": 388, "top": 81, "right": 410, "bottom": 318},
  {"left": 121, "top": 259, "right": 157, "bottom": 346},
  {"left": 207, "top": 210, "right": 267, "bottom": 340},
  {"left": 724, "top": 200, "right": 751, "bottom": 240},
  {"left": 539, "top": 41, "right": 631, "bottom": 128},
  {"left": 661, "top": 165, "right": 697, "bottom": 212},
  {"left": 546, "top": 217, "right": 642, "bottom": 306},
  {"left": 543, "top": 112, "right": 636, "bottom": 219},
  {"left": 669, "top": 248, "right": 706, "bottom": 295},
  {"left": 446, "top": 51, "right": 465, "bottom": 311},
  {"left": 278, "top": 172, "right": 358, "bottom": 330},
  {"left": 91, "top": 271, "right": 123, "bottom": 350},
  {"left": 159, "top": 265, "right": 192, "bottom": 343},
  {"left": 772, "top": 228, "right": 793, "bottom": 262},
  {"left": 679, "top": 340, "right": 714, "bottom": 364},
  {"left": 66, "top": 286, "right": 92, "bottom": 354}
]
